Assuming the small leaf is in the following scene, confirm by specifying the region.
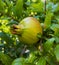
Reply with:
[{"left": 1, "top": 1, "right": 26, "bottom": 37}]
[
  {"left": 50, "top": 24, "right": 59, "bottom": 37},
  {"left": 12, "top": 58, "right": 25, "bottom": 65},
  {"left": 27, "top": 52, "right": 36, "bottom": 63},
  {"left": 0, "top": 52, "right": 13, "bottom": 65},
  {"left": 46, "top": 2, "right": 53, "bottom": 12},
  {"left": 45, "top": 56, "right": 56, "bottom": 65},
  {"left": 54, "top": 4, "right": 59, "bottom": 12},
  {"left": 36, "top": 57, "right": 46, "bottom": 65},
  {"left": 5, "top": 0, "right": 14, "bottom": 15},
  {"left": 51, "top": 24, "right": 59, "bottom": 31},
  {"left": 54, "top": 45, "right": 59, "bottom": 61},
  {"left": 6, "top": 20, "right": 18, "bottom": 26},
  {"left": 44, "top": 11, "right": 53, "bottom": 29},
  {"left": 55, "top": 16, "right": 59, "bottom": 24},
  {"left": 46, "top": 2, "right": 59, "bottom": 12},
  {"left": 55, "top": 37, "right": 59, "bottom": 43},
  {"left": 12, "top": 58, "right": 35, "bottom": 65},
  {"left": 30, "top": 2, "right": 44, "bottom": 12},
  {"left": 37, "top": 33, "right": 42, "bottom": 38},
  {"left": 0, "top": 32, "right": 14, "bottom": 44},
  {"left": 13, "top": 0, "right": 23, "bottom": 18},
  {"left": 5, "top": 0, "right": 11, "bottom": 6},
  {"left": 0, "top": 0, "right": 5, "bottom": 13},
  {"left": 44, "top": 38, "right": 55, "bottom": 51}
]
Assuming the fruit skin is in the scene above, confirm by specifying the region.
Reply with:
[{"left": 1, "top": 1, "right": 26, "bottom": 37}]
[{"left": 11, "top": 17, "right": 42, "bottom": 44}]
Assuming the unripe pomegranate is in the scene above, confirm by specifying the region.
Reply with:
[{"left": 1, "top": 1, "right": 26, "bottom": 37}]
[{"left": 11, "top": 17, "right": 42, "bottom": 44}]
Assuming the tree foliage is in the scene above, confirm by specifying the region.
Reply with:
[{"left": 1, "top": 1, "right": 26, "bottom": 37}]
[{"left": 0, "top": 0, "right": 59, "bottom": 65}]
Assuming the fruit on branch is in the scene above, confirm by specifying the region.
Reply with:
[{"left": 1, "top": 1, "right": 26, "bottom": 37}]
[{"left": 11, "top": 17, "right": 42, "bottom": 44}]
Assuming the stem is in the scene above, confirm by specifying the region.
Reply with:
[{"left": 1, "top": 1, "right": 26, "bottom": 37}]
[
  {"left": 45, "top": 0, "right": 46, "bottom": 14},
  {"left": 20, "top": 45, "right": 27, "bottom": 56}
]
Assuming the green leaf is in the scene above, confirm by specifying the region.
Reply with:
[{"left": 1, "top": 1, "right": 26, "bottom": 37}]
[
  {"left": 50, "top": 0, "right": 59, "bottom": 4},
  {"left": 5, "top": 0, "right": 14, "bottom": 15},
  {"left": 36, "top": 57, "right": 46, "bottom": 65},
  {"left": 54, "top": 45, "right": 59, "bottom": 61},
  {"left": 12, "top": 57, "right": 35, "bottom": 65},
  {"left": 55, "top": 37, "right": 59, "bottom": 43},
  {"left": 55, "top": 16, "right": 59, "bottom": 24},
  {"left": 30, "top": 2, "right": 44, "bottom": 12},
  {"left": 46, "top": 2, "right": 53, "bottom": 12},
  {"left": 6, "top": 20, "right": 18, "bottom": 26},
  {"left": 50, "top": 24, "right": 59, "bottom": 37},
  {"left": 45, "top": 56, "right": 56, "bottom": 65},
  {"left": 26, "top": 52, "right": 36, "bottom": 63},
  {"left": 44, "top": 11, "right": 53, "bottom": 29},
  {"left": 46, "top": 2, "right": 59, "bottom": 12},
  {"left": 0, "top": 32, "right": 14, "bottom": 44},
  {"left": 0, "top": 52, "right": 13, "bottom": 65},
  {"left": 12, "top": 58, "right": 25, "bottom": 65},
  {"left": 13, "top": 0, "right": 23, "bottom": 18},
  {"left": 44, "top": 38, "right": 55, "bottom": 51},
  {"left": 0, "top": 0, "right": 5, "bottom": 13},
  {"left": 51, "top": 24, "right": 59, "bottom": 31},
  {"left": 54, "top": 4, "right": 59, "bottom": 12},
  {"left": 5, "top": 0, "right": 11, "bottom": 6}
]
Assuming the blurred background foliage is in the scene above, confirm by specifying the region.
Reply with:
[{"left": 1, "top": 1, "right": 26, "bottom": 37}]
[{"left": 0, "top": 0, "right": 59, "bottom": 65}]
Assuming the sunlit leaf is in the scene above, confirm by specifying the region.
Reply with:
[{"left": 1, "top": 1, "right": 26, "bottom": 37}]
[
  {"left": 54, "top": 45, "right": 59, "bottom": 61},
  {"left": 44, "top": 11, "right": 53, "bottom": 29},
  {"left": 36, "top": 57, "right": 46, "bottom": 65},
  {"left": 12, "top": 57, "right": 35, "bottom": 65},
  {"left": 0, "top": 0, "right": 5, "bottom": 13},
  {"left": 51, "top": 24, "right": 59, "bottom": 37},
  {"left": 0, "top": 32, "right": 14, "bottom": 44},
  {"left": 45, "top": 56, "right": 56, "bottom": 65},
  {"left": 44, "top": 38, "right": 55, "bottom": 51},
  {"left": 0, "top": 52, "right": 13, "bottom": 65},
  {"left": 5, "top": 0, "right": 11, "bottom": 6},
  {"left": 55, "top": 37, "right": 59, "bottom": 43},
  {"left": 6, "top": 20, "right": 18, "bottom": 26},
  {"left": 30, "top": 2, "right": 44, "bottom": 12},
  {"left": 50, "top": 0, "right": 59, "bottom": 3},
  {"left": 27, "top": 52, "right": 36, "bottom": 63},
  {"left": 46, "top": 2, "right": 59, "bottom": 12},
  {"left": 55, "top": 16, "right": 59, "bottom": 24},
  {"left": 13, "top": 0, "right": 23, "bottom": 18}
]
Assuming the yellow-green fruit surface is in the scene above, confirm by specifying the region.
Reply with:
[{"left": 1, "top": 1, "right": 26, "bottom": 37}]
[{"left": 12, "top": 17, "right": 42, "bottom": 44}]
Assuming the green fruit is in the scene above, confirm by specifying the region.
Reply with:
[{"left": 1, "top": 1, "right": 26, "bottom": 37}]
[{"left": 11, "top": 17, "right": 42, "bottom": 44}]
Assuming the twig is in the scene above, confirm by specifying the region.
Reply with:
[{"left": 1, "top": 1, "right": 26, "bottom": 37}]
[
  {"left": 45, "top": 0, "right": 46, "bottom": 15},
  {"left": 20, "top": 45, "right": 27, "bottom": 56}
]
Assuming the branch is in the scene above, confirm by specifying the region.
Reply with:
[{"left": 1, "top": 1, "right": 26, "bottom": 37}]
[{"left": 45, "top": 0, "right": 46, "bottom": 14}]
